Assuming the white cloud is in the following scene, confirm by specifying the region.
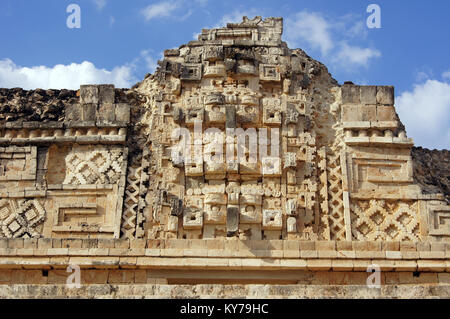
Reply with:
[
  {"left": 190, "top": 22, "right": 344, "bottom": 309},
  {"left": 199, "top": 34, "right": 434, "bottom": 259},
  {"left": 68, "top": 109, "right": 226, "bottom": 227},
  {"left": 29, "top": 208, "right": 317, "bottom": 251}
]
[
  {"left": 396, "top": 79, "right": 450, "bottom": 150},
  {"left": 285, "top": 10, "right": 380, "bottom": 71},
  {"left": 333, "top": 42, "right": 381, "bottom": 67},
  {"left": 286, "top": 11, "right": 333, "bottom": 56},
  {"left": 194, "top": 0, "right": 208, "bottom": 6},
  {"left": 141, "top": 0, "right": 211, "bottom": 22},
  {"left": 334, "top": 14, "right": 368, "bottom": 39},
  {"left": 92, "top": 0, "right": 107, "bottom": 10},
  {"left": 0, "top": 48, "right": 164, "bottom": 90},
  {"left": 442, "top": 70, "right": 450, "bottom": 80},
  {"left": 0, "top": 59, "right": 136, "bottom": 90},
  {"left": 215, "top": 9, "right": 262, "bottom": 28},
  {"left": 109, "top": 16, "right": 115, "bottom": 27},
  {"left": 141, "top": 1, "right": 180, "bottom": 21},
  {"left": 179, "top": 9, "right": 194, "bottom": 21},
  {"left": 346, "top": 20, "right": 367, "bottom": 39},
  {"left": 415, "top": 70, "right": 433, "bottom": 82},
  {"left": 139, "top": 50, "right": 160, "bottom": 74}
]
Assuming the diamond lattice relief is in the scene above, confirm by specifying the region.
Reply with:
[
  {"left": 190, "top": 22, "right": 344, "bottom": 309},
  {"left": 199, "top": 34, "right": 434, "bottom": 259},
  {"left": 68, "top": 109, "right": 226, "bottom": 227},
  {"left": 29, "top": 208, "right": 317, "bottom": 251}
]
[
  {"left": 63, "top": 145, "right": 124, "bottom": 185},
  {"left": 351, "top": 200, "right": 420, "bottom": 241},
  {"left": 0, "top": 199, "right": 46, "bottom": 238}
]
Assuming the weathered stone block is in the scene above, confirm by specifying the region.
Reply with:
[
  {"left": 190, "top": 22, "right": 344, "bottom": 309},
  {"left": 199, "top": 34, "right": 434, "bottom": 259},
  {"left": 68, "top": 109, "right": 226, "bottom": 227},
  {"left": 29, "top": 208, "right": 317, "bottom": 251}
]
[
  {"left": 342, "top": 84, "right": 360, "bottom": 104},
  {"left": 65, "top": 103, "right": 82, "bottom": 122},
  {"left": 204, "top": 46, "right": 224, "bottom": 61},
  {"left": 307, "top": 259, "right": 332, "bottom": 271},
  {"left": 97, "top": 103, "right": 115, "bottom": 122},
  {"left": 80, "top": 85, "right": 99, "bottom": 104},
  {"left": 336, "top": 241, "right": 353, "bottom": 251},
  {"left": 262, "top": 210, "right": 282, "bottom": 230},
  {"left": 316, "top": 241, "right": 336, "bottom": 251},
  {"left": 341, "top": 104, "right": 360, "bottom": 122},
  {"left": 81, "top": 103, "right": 96, "bottom": 121},
  {"left": 98, "top": 239, "right": 115, "bottom": 249},
  {"left": 382, "top": 242, "right": 400, "bottom": 251},
  {"left": 376, "top": 105, "right": 396, "bottom": 121},
  {"left": 164, "top": 49, "right": 180, "bottom": 57},
  {"left": 360, "top": 105, "right": 377, "bottom": 121},
  {"left": 360, "top": 86, "right": 377, "bottom": 104},
  {"left": 115, "top": 103, "right": 130, "bottom": 123},
  {"left": 98, "top": 84, "right": 115, "bottom": 104},
  {"left": 259, "top": 64, "right": 281, "bottom": 82},
  {"left": 376, "top": 86, "right": 394, "bottom": 105},
  {"left": 180, "top": 64, "right": 202, "bottom": 80},
  {"left": 183, "top": 208, "right": 203, "bottom": 230}
]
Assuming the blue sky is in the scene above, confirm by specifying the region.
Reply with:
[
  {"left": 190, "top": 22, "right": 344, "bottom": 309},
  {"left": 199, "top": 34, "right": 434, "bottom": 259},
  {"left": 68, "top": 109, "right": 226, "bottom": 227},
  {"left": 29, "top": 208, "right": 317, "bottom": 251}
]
[{"left": 0, "top": 0, "right": 449, "bottom": 149}]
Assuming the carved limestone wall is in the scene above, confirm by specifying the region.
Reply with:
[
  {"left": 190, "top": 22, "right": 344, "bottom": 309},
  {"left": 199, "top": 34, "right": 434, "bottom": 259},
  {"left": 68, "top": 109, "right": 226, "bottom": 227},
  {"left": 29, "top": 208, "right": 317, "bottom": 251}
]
[
  {"left": 0, "top": 16, "right": 449, "bottom": 298},
  {"left": 0, "top": 16, "right": 448, "bottom": 244},
  {"left": 130, "top": 16, "right": 449, "bottom": 242},
  {"left": 0, "top": 85, "right": 130, "bottom": 239}
]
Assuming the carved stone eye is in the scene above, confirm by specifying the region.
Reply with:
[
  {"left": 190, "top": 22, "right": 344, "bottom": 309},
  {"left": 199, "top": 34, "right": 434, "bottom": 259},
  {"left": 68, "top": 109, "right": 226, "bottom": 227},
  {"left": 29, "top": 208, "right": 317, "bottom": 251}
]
[
  {"left": 245, "top": 205, "right": 255, "bottom": 213},
  {"left": 211, "top": 206, "right": 220, "bottom": 213}
]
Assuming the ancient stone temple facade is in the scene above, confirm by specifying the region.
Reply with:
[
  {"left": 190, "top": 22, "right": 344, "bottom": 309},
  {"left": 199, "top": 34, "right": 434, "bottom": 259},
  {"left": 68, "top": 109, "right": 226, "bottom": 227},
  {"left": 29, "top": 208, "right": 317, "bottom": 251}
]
[{"left": 0, "top": 17, "right": 448, "bottom": 298}]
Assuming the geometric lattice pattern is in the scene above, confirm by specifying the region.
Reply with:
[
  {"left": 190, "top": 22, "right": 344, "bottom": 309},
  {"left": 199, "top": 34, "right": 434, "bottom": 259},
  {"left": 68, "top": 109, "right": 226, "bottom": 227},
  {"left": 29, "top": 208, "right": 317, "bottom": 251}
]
[
  {"left": 317, "top": 147, "right": 331, "bottom": 240},
  {"left": 327, "top": 154, "right": 347, "bottom": 241},
  {"left": 63, "top": 145, "right": 123, "bottom": 185},
  {"left": 121, "top": 166, "right": 142, "bottom": 239},
  {"left": 0, "top": 199, "right": 46, "bottom": 238},
  {"left": 351, "top": 199, "right": 421, "bottom": 241}
]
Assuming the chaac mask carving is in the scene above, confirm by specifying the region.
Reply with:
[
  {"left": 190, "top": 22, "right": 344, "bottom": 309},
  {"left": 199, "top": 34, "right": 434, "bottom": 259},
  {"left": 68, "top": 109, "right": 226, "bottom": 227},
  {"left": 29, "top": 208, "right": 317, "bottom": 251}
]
[{"left": 130, "top": 17, "right": 448, "bottom": 242}]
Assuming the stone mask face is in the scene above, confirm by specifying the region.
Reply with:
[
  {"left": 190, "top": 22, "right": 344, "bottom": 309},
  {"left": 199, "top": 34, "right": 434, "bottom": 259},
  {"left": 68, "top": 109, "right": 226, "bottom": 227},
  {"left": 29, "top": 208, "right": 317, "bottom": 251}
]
[
  {"left": 133, "top": 17, "right": 436, "bottom": 243},
  {"left": 138, "top": 17, "right": 336, "bottom": 241}
]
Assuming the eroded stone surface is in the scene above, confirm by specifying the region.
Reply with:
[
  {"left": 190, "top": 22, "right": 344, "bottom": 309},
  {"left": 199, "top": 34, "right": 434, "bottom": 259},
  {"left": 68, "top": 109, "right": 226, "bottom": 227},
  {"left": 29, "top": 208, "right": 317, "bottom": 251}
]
[
  {"left": 412, "top": 147, "right": 449, "bottom": 202},
  {"left": 0, "top": 16, "right": 448, "bottom": 298},
  {"left": 0, "top": 17, "right": 448, "bottom": 244}
]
